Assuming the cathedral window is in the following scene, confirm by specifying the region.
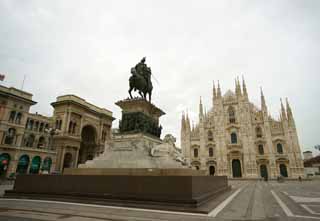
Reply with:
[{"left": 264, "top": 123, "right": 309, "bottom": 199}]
[
  {"left": 277, "top": 143, "right": 283, "bottom": 154},
  {"left": 256, "top": 127, "right": 263, "bottom": 138},
  {"left": 209, "top": 147, "right": 214, "bottom": 157},
  {"left": 231, "top": 132, "right": 237, "bottom": 144},
  {"left": 258, "top": 144, "right": 264, "bottom": 155},
  {"left": 194, "top": 148, "right": 198, "bottom": 158},
  {"left": 228, "top": 106, "right": 236, "bottom": 124},
  {"left": 208, "top": 130, "right": 213, "bottom": 141}
]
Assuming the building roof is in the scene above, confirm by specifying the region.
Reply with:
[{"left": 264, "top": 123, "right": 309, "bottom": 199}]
[
  {"left": 51, "top": 94, "right": 114, "bottom": 120},
  {"left": 0, "top": 85, "right": 36, "bottom": 105}
]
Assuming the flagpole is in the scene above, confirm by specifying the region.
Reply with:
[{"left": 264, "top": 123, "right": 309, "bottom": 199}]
[{"left": 21, "top": 75, "right": 26, "bottom": 90}]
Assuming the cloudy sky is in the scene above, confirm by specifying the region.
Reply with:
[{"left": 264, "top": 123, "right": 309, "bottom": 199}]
[{"left": 1, "top": 0, "right": 319, "bottom": 154}]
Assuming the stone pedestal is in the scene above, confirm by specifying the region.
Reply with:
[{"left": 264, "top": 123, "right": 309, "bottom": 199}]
[
  {"left": 117, "top": 98, "right": 165, "bottom": 138},
  {"left": 78, "top": 98, "right": 187, "bottom": 169}
]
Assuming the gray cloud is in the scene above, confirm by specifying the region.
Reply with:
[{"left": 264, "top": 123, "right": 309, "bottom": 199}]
[{"left": 1, "top": 0, "right": 320, "bottom": 155}]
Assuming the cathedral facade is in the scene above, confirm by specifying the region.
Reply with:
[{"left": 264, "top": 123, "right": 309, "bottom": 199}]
[{"left": 180, "top": 79, "right": 304, "bottom": 179}]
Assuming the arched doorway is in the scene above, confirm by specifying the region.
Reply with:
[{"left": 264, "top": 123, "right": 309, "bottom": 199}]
[
  {"left": 279, "top": 164, "right": 288, "bottom": 177},
  {"left": 78, "top": 125, "right": 97, "bottom": 165},
  {"left": 63, "top": 153, "right": 73, "bottom": 170},
  {"left": 0, "top": 153, "right": 11, "bottom": 177},
  {"left": 209, "top": 166, "right": 215, "bottom": 176},
  {"left": 29, "top": 156, "right": 41, "bottom": 174},
  {"left": 260, "top": 165, "right": 268, "bottom": 179},
  {"left": 232, "top": 159, "right": 242, "bottom": 178},
  {"left": 16, "top": 155, "right": 30, "bottom": 174},
  {"left": 41, "top": 157, "right": 52, "bottom": 173}
]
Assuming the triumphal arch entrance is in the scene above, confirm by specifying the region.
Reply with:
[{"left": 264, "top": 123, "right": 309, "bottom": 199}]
[{"left": 51, "top": 95, "right": 114, "bottom": 172}]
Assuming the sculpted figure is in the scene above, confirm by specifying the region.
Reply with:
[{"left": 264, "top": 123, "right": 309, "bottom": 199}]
[{"left": 128, "top": 57, "right": 153, "bottom": 102}]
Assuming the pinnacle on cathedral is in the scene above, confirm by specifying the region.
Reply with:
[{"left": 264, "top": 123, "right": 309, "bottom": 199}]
[
  {"left": 260, "top": 87, "right": 267, "bottom": 110},
  {"left": 242, "top": 76, "right": 248, "bottom": 99},
  {"left": 217, "top": 81, "right": 222, "bottom": 98},
  {"left": 280, "top": 98, "right": 287, "bottom": 121},
  {"left": 235, "top": 77, "right": 241, "bottom": 97},
  {"left": 213, "top": 81, "right": 217, "bottom": 99},
  {"left": 286, "top": 98, "right": 295, "bottom": 127}
]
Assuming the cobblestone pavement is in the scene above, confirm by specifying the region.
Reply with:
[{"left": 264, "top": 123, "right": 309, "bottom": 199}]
[{"left": 0, "top": 180, "right": 320, "bottom": 220}]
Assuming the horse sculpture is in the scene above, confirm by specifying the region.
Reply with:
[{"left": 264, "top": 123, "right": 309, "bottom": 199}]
[{"left": 128, "top": 67, "right": 153, "bottom": 102}]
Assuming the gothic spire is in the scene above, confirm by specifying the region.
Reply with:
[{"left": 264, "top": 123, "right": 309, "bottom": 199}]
[
  {"left": 235, "top": 77, "right": 241, "bottom": 97},
  {"left": 213, "top": 80, "right": 217, "bottom": 99},
  {"left": 242, "top": 75, "right": 248, "bottom": 98},
  {"left": 280, "top": 98, "right": 287, "bottom": 121},
  {"left": 181, "top": 111, "right": 186, "bottom": 132},
  {"left": 186, "top": 111, "right": 191, "bottom": 132},
  {"left": 286, "top": 98, "right": 295, "bottom": 125},
  {"left": 260, "top": 87, "right": 267, "bottom": 110},
  {"left": 217, "top": 81, "right": 222, "bottom": 98}
]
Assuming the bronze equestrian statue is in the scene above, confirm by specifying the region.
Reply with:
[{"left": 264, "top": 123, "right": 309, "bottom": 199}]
[{"left": 128, "top": 57, "right": 153, "bottom": 102}]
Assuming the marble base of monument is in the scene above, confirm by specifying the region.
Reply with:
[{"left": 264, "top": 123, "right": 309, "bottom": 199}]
[{"left": 5, "top": 174, "right": 229, "bottom": 213}]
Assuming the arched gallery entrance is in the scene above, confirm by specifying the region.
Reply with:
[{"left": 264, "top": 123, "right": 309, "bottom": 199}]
[
  {"left": 0, "top": 153, "right": 10, "bottom": 177},
  {"left": 260, "top": 165, "right": 268, "bottom": 179},
  {"left": 279, "top": 164, "right": 288, "bottom": 177},
  {"left": 29, "top": 156, "right": 41, "bottom": 174},
  {"left": 16, "top": 155, "right": 30, "bottom": 174},
  {"left": 78, "top": 125, "right": 97, "bottom": 165},
  {"left": 63, "top": 153, "right": 73, "bottom": 171},
  {"left": 41, "top": 157, "right": 52, "bottom": 173},
  {"left": 209, "top": 166, "right": 215, "bottom": 176},
  {"left": 232, "top": 159, "right": 242, "bottom": 178}
]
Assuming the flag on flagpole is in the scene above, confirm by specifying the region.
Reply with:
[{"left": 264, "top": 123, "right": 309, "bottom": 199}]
[{"left": 0, "top": 74, "right": 5, "bottom": 81}]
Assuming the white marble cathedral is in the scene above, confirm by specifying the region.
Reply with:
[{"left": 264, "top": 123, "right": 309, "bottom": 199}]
[{"left": 180, "top": 78, "right": 304, "bottom": 179}]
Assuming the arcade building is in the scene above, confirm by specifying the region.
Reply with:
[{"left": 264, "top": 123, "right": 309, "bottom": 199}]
[{"left": 0, "top": 85, "right": 114, "bottom": 177}]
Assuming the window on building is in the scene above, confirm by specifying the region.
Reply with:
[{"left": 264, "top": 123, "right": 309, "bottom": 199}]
[
  {"left": 256, "top": 127, "right": 263, "bottom": 138},
  {"left": 68, "top": 122, "right": 73, "bottom": 133},
  {"left": 208, "top": 130, "right": 213, "bottom": 141},
  {"left": 228, "top": 106, "right": 236, "bottom": 124},
  {"left": 231, "top": 132, "right": 237, "bottom": 144},
  {"left": 258, "top": 144, "right": 264, "bottom": 155},
  {"left": 209, "top": 147, "right": 214, "bottom": 157},
  {"left": 26, "top": 134, "right": 35, "bottom": 147},
  {"left": 15, "top": 113, "right": 22, "bottom": 124},
  {"left": 4, "top": 128, "right": 16, "bottom": 145},
  {"left": 194, "top": 148, "right": 198, "bottom": 158},
  {"left": 37, "top": 136, "right": 45, "bottom": 149},
  {"left": 28, "top": 120, "right": 34, "bottom": 130},
  {"left": 277, "top": 143, "right": 283, "bottom": 154},
  {"left": 72, "top": 123, "right": 76, "bottom": 134},
  {"left": 34, "top": 121, "right": 39, "bottom": 131},
  {"left": 39, "top": 123, "right": 44, "bottom": 132},
  {"left": 9, "top": 111, "right": 16, "bottom": 123}
]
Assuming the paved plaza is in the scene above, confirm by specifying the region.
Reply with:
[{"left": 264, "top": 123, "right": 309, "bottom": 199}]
[{"left": 0, "top": 180, "right": 319, "bottom": 221}]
